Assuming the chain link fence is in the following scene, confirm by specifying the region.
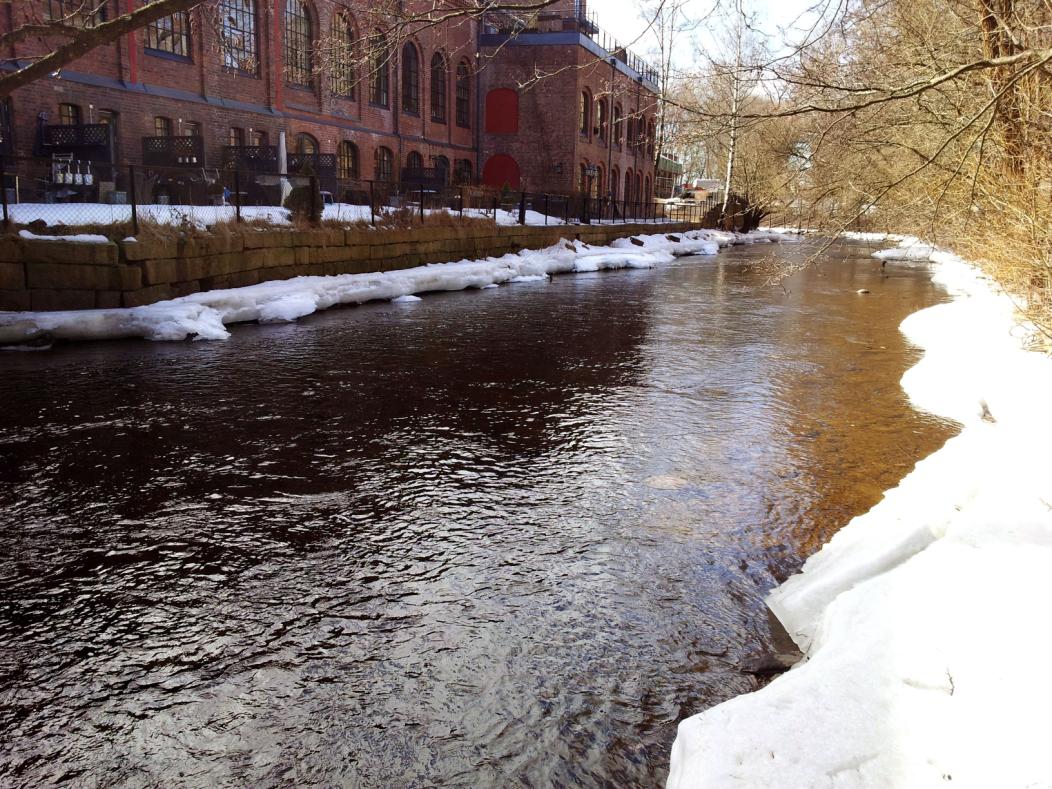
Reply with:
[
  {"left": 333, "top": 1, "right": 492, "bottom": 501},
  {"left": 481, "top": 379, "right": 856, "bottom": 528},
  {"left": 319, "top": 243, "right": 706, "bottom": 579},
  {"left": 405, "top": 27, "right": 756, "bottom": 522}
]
[{"left": 0, "top": 153, "right": 725, "bottom": 236}]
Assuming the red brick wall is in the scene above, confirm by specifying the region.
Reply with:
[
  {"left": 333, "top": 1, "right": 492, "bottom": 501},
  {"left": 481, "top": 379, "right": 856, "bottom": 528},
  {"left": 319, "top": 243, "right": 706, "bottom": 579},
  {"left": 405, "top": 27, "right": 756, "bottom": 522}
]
[
  {"left": 2, "top": 1, "right": 655, "bottom": 192},
  {"left": 477, "top": 40, "right": 658, "bottom": 195},
  {"left": 2, "top": 0, "right": 479, "bottom": 181}
]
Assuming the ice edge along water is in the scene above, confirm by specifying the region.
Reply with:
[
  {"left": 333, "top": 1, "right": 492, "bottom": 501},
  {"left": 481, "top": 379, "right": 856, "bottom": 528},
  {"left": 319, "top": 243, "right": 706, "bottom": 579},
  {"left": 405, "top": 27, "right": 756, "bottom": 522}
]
[
  {"left": 667, "top": 235, "right": 1052, "bottom": 789},
  {"left": 0, "top": 230, "right": 783, "bottom": 345}
]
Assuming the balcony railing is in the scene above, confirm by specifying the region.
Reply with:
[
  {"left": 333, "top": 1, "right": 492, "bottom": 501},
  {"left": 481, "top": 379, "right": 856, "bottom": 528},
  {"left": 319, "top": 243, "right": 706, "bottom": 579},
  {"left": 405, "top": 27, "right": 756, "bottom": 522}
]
[
  {"left": 142, "top": 135, "right": 205, "bottom": 167},
  {"left": 480, "top": 10, "right": 659, "bottom": 86},
  {"left": 401, "top": 166, "right": 448, "bottom": 188},
  {"left": 38, "top": 123, "right": 116, "bottom": 161},
  {"left": 287, "top": 152, "right": 337, "bottom": 178},
  {"left": 221, "top": 145, "right": 279, "bottom": 174}
]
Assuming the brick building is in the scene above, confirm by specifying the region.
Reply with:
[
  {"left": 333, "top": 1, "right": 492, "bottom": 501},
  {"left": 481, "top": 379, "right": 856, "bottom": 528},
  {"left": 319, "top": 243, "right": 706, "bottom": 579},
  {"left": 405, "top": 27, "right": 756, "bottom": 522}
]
[{"left": 0, "top": 0, "right": 658, "bottom": 201}]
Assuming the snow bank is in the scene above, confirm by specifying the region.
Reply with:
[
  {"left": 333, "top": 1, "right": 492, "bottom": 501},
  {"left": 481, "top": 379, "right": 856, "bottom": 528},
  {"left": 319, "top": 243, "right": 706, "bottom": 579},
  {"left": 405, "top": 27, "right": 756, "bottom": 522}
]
[
  {"left": 873, "top": 235, "right": 938, "bottom": 262},
  {"left": 18, "top": 230, "right": 111, "bottom": 244},
  {"left": 667, "top": 243, "right": 1052, "bottom": 788},
  {"left": 0, "top": 229, "right": 783, "bottom": 345}
]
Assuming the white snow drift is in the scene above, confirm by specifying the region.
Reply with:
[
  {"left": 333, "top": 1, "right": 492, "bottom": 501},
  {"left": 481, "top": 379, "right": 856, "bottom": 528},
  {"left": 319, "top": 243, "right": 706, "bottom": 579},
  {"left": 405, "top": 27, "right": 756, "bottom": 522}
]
[
  {"left": 0, "top": 229, "right": 785, "bottom": 345},
  {"left": 667, "top": 237, "right": 1052, "bottom": 788}
]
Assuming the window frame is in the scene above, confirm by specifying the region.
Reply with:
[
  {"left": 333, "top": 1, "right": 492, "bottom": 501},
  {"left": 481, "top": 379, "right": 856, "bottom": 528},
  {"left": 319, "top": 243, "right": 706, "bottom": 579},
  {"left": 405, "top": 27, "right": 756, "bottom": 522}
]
[
  {"left": 337, "top": 140, "right": 359, "bottom": 179},
  {"left": 58, "top": 103, "right": 82, "bottom": 126},
  {"left": 430, "top": 52, "right": 448, "bottom": 123},
  {"left": 401, "top": 42, "right": 421, "bottom": 115},
  {"left": 375, "top": 146, "right": 394, "bottom": 182},
  {"left": 330, "top": 12, "right": 356, "bottom": 99},
  {"left": 284, "top": 0, "right": 314, "bottom": 88},
  {"left": 455, "top": 61, "right": 471, "bottom": 128},
  {"left": 48, "top": 0, "right": 106, "bottom": 29},
  {"left": 219, "top": 0, "right": 259, "bottom": 75},
  {"left": 369, "top": 32, "right": 390, "bottom": 108},
  {"left": 143, "top": 5, "right": 192, "bottom": 60}
]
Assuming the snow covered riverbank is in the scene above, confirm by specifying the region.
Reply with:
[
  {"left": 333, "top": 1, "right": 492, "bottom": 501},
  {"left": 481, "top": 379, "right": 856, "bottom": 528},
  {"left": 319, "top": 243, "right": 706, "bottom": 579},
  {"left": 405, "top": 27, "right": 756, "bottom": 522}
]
[
  {"left": 0, "top": 229, "right": 784, "bottom": 345},
  {"left": 667, "top": 238, "right": 1052, "bottom": 787}
]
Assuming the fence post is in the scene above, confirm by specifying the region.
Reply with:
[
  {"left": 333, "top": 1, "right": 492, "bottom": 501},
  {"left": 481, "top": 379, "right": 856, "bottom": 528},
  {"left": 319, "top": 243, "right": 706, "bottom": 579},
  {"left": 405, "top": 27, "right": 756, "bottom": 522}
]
[
  {"left": 419, "top": 183, "right": 425, "bottom": 223},
  {"left": 128, "top": 164, "right": 139, "bottom": 236},
  {"left": 459, "top": 186, "right": 464, "bottom": 220},
  {"left": 233, "top": 168, "right": 242, "bottom": 224},
  {"left": 310, "top": 175, "right": 320, "bottom": 226},
  {"left": 369, "top": 180, "right": 376, "bottom": 227},
  {"left": 544, "top": 193, "right": 549, "bottom": 226},
  {"left": 0, "top": 156, "right": 8, "bottom": 228},
  {"left": 492, "top": 196, "right": 497, "bottom": 220},
  {"left": 518, "top": 191, "right": 526, "bottom": 225}
]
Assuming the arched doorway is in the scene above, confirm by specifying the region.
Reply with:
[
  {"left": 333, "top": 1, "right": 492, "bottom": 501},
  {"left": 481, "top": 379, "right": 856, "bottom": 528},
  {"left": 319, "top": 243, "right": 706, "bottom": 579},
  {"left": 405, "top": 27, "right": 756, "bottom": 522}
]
[{"left": 482, "top": 154, "right": 520, "bottom": 189}]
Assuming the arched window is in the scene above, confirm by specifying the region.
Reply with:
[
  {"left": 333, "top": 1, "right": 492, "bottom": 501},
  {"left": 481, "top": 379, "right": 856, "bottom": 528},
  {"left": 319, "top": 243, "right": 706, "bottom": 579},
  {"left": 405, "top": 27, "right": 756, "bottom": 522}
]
[
  {"left": 624, "top": 170, "right": 633, "bottom": 203},
  {"left": 219, "top": 0, "right": 257, "bottom": 72},
  {"left": 153, "top": 115, "right": 171, "bottom": 136},
  {"left": 626, "top": 115, "right": 635, "bottom": 152},
  {"left": 645, "top": 175, "right": 652, "bottom": 202},
  {"left": 435, "top": 155, "right": 450, "bottom": 175},
  {"left": 579, "top": 162, "right": 588, "bottom": 193},
  {"left": 375, "top": 146, "right": 393, "bottom": 181},
  {"left": 594, "top": 165, "right": 603, "bottom": 198},
  {"left": 647, "top": 118, "right": 656, "bottom": 157},
  {"left": 369, "top": 31, "right": 389, "bottom": 107},
  {"left": 596, "top": 98, "right": 608, "bottom": 142},
  {"left": 145, "top": 9, "right": 191, "bottom": 58},
  {"left": 453, "top": 158, "right": 472, "bottom": 185},
  {"left": 579, "top": 91, "right": 591, "bottom": 137},
  {"left": 613, "top": 104, "right": 623, "bottom": 148},
  {"left": 406, "top": 150, "right": 424, "bottom": 171},
  {"left": 485, "top": 89, "right": 518, "bottom": 134},
  {"left": 331, "top": 13, "right": 355, "bottom": 98},
  {"left": 455, "top": 61, "right": 471, "bottom": 128},
  {"left": 296, "top": 133, "right": 318, "bottom": 154},
  {"left": 401, "top": 42, "right": 420, "bottom": 115},
  {"left": 430, "top": 52, "right": 448, "bottom": 123},
  {"left": 635, "top": 172, "right": 643, "bottom": 203},
  {"left": 59, "top": 103, "right": 81, "bottom": 126},
  {"left": 610, "top": 166, "right": 620, "bottom": 200},
  {"left": 284, "top": 0, "right": 313, "bottom": 87},
  {"left": 338, "top": 140, "right": 359, "bottom": 179}
]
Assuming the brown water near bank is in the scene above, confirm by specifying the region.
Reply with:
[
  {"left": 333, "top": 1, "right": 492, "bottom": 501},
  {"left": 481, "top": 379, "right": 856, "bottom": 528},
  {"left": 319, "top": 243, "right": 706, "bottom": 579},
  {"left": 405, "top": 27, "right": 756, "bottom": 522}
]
[{"left": 0, "top": 239, "right": 956, "bottom": 787}]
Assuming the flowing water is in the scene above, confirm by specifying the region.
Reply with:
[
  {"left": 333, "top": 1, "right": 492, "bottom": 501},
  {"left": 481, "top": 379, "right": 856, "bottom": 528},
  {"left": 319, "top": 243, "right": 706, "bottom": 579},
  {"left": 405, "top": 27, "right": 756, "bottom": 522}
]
[{"left": 0, "top": 239, "right": 956, "bottom": 788}]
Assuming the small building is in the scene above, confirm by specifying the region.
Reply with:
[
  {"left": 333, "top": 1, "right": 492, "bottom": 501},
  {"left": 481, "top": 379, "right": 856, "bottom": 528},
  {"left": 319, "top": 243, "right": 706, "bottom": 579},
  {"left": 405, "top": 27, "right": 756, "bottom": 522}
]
[{"left": 655, "top": 154, "right": 683, "bottom": 199}]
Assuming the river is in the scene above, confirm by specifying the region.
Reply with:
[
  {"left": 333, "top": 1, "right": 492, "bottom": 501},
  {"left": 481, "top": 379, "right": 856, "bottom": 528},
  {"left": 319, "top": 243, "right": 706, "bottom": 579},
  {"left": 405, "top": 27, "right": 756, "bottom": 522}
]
[{"left": 0, "top": 239, "right": 956, "bottom": 787}]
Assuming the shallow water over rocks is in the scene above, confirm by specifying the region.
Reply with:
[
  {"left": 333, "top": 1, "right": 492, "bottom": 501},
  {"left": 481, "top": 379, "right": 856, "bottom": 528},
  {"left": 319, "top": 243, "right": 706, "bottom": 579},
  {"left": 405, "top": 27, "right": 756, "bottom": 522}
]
[{"left": 0, "top": 239, "right": 956, "bottom": 787}]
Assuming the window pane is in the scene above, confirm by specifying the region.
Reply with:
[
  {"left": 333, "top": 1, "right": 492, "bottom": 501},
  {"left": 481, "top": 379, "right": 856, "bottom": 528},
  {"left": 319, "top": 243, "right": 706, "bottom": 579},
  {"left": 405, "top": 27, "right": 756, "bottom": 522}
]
[
  {"left": 144, "top": 4, "right": 191, "bottom": 58},
  {"left": 284, "top": 0, "right": 313, "bottom": 87},
  {"left": 219, "top": 0, "right": 258, "bottom": 73}
]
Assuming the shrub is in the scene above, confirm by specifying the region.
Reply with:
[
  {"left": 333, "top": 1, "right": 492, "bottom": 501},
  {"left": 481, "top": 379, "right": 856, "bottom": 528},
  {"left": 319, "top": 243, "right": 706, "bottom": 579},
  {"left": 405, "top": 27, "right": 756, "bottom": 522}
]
[{"left": 283, "top": 182, "right": 322, "bottom": 225}]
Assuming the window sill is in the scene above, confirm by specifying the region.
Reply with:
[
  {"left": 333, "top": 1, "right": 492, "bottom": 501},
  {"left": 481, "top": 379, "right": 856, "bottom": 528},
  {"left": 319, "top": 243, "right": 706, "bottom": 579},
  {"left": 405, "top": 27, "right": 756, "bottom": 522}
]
[
  {"left": 431, "top": 117, "right": 447, "bottom": 124},
  {"left": 456, "top": 121, "right": 470, "bottom": 130},
  {"left": 144, "top": 48, "right": 193, "bottom": 64},
  {"left": 369, "top": 102, "right": 390, "bottom": 110},
  {"left": 403, "top": 109, "right": 420, "bottom": 117},
  {"left": 222, "top": 66, "right": 260, "bottom": 79}
]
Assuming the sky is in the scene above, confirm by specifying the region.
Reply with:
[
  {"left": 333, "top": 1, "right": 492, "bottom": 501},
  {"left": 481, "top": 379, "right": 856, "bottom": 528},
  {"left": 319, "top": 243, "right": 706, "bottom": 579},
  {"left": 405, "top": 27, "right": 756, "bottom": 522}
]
[{"left": 585, "top": 0, "right": 818, "bottom": 69}]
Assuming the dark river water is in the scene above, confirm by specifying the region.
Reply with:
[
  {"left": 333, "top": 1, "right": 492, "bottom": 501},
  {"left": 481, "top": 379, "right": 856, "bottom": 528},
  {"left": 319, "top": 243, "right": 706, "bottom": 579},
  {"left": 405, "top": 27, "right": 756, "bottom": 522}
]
[{"left": 0, "top": 239, "right": 956, "bottom": 788}]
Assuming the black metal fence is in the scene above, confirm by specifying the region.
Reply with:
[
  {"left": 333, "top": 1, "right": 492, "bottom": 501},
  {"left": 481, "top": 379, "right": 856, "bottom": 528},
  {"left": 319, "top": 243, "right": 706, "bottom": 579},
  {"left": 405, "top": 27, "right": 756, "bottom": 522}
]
[{"left": 0, "top": 153, "right": 724, "bottom": 235}]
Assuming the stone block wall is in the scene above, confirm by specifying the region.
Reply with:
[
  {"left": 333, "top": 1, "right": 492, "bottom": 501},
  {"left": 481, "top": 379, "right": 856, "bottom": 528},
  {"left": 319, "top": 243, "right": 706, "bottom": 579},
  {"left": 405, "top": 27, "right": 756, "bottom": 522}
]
[{"left": 0, "top": 222, "right": 700, "bottom": 312}]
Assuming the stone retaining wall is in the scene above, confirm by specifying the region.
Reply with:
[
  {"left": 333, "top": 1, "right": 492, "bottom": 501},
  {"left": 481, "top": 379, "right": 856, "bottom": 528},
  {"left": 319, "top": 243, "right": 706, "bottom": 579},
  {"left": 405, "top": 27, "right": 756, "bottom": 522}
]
[{"left": 0, "top": 222, "right": 700, "bottom": 312}]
